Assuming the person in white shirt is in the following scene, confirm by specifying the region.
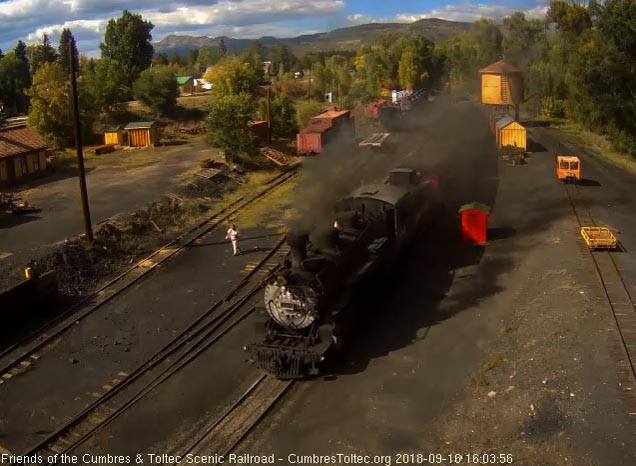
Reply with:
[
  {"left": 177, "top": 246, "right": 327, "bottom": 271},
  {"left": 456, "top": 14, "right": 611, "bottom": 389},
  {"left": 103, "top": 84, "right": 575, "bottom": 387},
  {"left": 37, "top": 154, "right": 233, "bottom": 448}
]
[{"left": 225, "top": 224, "right": 241, "bottom": 256}]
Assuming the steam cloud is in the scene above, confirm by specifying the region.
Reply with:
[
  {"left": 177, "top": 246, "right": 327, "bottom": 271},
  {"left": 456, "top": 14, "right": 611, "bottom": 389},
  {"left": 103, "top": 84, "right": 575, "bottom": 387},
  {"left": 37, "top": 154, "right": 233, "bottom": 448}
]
[{"left": 288, "top": 94, "right": 498, "bottom": 234}]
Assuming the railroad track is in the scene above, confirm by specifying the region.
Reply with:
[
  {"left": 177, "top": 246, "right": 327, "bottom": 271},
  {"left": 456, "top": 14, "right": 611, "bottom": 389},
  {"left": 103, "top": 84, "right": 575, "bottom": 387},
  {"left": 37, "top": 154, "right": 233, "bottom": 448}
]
[
  {"left": 563, "top": 182, "right": 636, "bottom": 384},
  {"left": 0, "top": 168, "right": 297, "bottom": 380},
  {"left": 20, "top": 236, "right": 290, "bottom": 461},
  {"left": 172, "top": 375, "right": 293, "bottom": 464}
]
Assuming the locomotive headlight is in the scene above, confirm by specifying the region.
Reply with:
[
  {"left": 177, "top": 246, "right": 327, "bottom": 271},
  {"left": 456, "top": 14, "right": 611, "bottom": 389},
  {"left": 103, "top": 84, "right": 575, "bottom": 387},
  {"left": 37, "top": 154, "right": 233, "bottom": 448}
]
[{"left": 264, "top": 283, "right": 319, "bottom": 330}]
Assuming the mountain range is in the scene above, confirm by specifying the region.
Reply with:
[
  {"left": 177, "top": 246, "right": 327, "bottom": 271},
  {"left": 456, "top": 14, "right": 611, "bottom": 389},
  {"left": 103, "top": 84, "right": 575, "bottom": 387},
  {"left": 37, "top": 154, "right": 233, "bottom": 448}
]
[{"left": 154, "top": 18, "right": 471, "bottom": 57}]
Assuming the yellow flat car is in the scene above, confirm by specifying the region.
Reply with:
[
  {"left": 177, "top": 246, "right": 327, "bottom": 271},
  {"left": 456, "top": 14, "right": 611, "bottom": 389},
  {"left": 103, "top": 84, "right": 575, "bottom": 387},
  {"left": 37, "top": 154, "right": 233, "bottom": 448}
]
[{"left": 580, "top": 226, "right": 617, "bottom": 249}]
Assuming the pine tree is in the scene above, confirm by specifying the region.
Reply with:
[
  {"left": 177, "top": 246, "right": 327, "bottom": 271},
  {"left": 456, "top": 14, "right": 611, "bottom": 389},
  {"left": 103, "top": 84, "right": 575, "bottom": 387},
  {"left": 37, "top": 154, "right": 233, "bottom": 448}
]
[
  {"left": 30, "top": 34, "right": 58, "bottom": 75},
  {"left": 58, "top": 28, "right": 79, "bottom": 75},
  {"left": 13, "top": 40, "right": 31, "bottom": 112},
  {"left": 100, "top": 10, "right": 154, "bottom": 95},
  {"left": 219, "top": 38, "right": 227, "bottom": 57}
]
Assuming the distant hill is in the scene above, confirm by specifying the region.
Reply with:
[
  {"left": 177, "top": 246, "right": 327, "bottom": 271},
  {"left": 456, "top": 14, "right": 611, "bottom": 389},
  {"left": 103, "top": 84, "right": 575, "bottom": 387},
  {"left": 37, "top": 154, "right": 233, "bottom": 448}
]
[{"left": 153, "top": 18, "right": 470, "bottom": 57}]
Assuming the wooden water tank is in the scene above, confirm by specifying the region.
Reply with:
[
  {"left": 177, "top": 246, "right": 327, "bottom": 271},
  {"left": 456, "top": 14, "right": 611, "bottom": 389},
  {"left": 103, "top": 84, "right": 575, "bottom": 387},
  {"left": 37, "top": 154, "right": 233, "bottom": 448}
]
[{"left": 479, "top": 60, "right": 524, "bottom": 106}]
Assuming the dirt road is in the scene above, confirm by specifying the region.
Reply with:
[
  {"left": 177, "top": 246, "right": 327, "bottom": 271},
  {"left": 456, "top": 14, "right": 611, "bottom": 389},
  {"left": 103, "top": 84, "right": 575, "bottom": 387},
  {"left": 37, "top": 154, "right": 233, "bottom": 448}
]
[{"left": 0, "top": 141, "right": 212, "bottom": 279}]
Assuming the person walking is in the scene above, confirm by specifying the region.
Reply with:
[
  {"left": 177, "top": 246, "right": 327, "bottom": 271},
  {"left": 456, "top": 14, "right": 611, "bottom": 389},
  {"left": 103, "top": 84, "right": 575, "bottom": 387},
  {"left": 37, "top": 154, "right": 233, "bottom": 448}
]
[{"left": 226, "top": 224, "right": 241, "bottom": 256}]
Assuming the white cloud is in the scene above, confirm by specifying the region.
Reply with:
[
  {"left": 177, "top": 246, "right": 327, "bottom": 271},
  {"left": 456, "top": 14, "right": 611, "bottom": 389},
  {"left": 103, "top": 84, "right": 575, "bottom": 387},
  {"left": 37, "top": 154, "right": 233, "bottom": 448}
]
[
  {"left": 0, "top": 1, "right": 552, "bottom": 55},
  {"left": 346, "top": 13, "right": 374, "bottom": 25},
  {"left": 349, "top": 1, "right": 549, "bottom": 25},
  {"left": 0, "top": 0, "right": 344, "bottom": 53}
]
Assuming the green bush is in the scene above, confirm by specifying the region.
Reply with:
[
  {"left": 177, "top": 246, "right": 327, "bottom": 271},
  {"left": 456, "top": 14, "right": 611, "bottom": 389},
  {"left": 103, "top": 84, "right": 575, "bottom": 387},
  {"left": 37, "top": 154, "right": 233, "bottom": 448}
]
[
  {"left": 132, "top": 67, "right": 178, "bottom": 116},
  {"left": 206, "top": 93, "right": 258, "bottom": 160},
  {"left": 296, "top": 100, "right": 323, "bottom": 127}
]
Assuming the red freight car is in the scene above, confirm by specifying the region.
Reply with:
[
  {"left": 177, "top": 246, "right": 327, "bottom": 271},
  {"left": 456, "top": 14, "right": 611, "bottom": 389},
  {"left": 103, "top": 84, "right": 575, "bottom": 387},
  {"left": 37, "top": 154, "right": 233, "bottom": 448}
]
[
  {"left": 364, "top": 99, "right": 390, "bottom": 119},
  {"left": 296, "top": 109, "right": 354, "bottom": 155}
]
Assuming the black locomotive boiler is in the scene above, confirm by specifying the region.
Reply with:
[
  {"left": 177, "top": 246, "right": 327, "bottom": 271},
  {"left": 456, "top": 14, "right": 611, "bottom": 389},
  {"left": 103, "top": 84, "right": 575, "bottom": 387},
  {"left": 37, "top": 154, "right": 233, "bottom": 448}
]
[{"left": 246, "top": 168, "right": 438, "bottom": 378}]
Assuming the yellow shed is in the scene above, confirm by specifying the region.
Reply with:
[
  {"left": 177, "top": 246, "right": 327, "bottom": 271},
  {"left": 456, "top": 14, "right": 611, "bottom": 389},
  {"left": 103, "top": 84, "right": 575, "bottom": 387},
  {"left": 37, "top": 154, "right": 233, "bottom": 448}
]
[
  {"left": 479, "top": 60, "right": 524, "bottom": 106},
  {"left": 496, "top": 116, "right": 526, "bottom": 151},
  {"left": 124, "top": 121, "right": 158, "bottom": 147},
  {"left": 104, "top": 125, "right": 124, "bottom": 145}
]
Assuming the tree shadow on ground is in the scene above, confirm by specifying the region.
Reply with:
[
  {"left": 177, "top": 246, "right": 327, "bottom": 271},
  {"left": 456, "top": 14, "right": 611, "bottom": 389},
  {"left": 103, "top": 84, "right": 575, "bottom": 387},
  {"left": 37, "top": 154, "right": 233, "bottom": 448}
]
[
  {"left": 0, "top": 213, "right": 41, "bottom": 229},
  {"left": 527, "top": 137, "right": 548, "bottom": 153},
  {"left": 522, "top": 120, "right": 550, "bottom": 128},
  {"left": 160, "top": 139, "right": 189, "bottom": 147}
]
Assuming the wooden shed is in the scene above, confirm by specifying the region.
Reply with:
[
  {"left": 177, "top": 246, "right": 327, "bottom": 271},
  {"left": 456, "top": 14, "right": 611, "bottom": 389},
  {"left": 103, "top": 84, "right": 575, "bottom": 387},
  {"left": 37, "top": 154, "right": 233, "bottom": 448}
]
[
  {"left": 495, "top": 116, "right": 526, "bottom": 151},
  {"left": 479, "top": 60, "right": 524, "bottom": 107},
  {"left": 176, "top": 76, "right": 194, "bottom": 95},
  {"left": 125, "top": 121, "right": 158, "bottom": 148},
  {"left": 0, "top": 125, "right": 49, "bottom": 187},
  {"left": 103, "top": 125, "right": 124, "bottom": 146}
]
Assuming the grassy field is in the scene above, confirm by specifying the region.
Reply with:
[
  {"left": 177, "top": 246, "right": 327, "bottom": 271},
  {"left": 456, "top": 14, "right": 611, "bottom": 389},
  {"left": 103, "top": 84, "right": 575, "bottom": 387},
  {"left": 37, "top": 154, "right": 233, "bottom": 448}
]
[
  {"left": 233, "top": 172, "right": 297, "bottom": 230},
  {"left": 549, "top": 118, "right": 636, "bottom": 176}
]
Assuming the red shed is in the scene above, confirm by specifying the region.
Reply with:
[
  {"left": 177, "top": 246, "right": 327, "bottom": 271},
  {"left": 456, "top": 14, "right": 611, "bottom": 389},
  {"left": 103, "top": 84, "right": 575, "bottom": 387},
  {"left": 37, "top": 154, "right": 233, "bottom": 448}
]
[
  {"left": 249, "top": 120, "right": 269, "bottom": 143},
  {"left": 458, "top": 202, "right": 490, "bottom": 244}
]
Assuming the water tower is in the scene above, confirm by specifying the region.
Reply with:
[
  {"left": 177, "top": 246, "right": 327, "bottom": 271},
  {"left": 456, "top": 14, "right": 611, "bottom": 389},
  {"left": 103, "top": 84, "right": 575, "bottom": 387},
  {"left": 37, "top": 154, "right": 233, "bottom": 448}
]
[{"left": 479, "top": 59, "right": 524, "bottom": 121}]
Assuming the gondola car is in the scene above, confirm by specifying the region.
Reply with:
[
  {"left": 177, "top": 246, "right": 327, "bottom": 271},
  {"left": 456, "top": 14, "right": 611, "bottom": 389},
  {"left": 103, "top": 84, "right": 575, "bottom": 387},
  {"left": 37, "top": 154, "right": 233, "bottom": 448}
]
[{"left": 246, "top": 168, "right": 439, "bottom": 378}]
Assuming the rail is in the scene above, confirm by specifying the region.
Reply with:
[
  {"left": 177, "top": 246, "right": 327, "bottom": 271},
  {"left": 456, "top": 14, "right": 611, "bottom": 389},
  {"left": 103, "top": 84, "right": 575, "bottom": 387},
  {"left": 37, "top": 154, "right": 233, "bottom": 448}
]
[
  {"left": 563, "top": 182, "right": 636, "bottom": 383},
  {"left": 171, "top": 375, "right": 293, "bottom": 463},
  {"left": 23, "top": 236, "right": 290, "bottom": 460},
  {"left": 0, "top": 168, "right": 296, "bottom": 378}
]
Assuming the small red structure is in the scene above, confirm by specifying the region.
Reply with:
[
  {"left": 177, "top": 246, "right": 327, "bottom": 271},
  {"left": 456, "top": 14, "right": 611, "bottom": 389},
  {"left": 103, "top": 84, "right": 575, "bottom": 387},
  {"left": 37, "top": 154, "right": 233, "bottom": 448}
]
[
  {"left": 458, "top": 202, "right": 491, "bottom": 244},
  {"left": 249, "top": 120, "right": 269, "bottom": 143}
]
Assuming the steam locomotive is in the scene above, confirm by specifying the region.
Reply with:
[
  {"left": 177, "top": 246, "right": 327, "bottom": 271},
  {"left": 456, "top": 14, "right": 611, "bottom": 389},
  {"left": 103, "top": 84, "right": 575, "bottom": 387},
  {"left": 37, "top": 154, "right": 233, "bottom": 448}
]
[{"left": 245, "top": 168, "right": 439, "bottom": 378}]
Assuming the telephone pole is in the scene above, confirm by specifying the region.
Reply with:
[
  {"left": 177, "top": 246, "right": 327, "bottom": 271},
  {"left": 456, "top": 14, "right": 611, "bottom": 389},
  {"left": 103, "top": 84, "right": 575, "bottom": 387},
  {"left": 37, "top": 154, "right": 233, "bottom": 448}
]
[
  {"left": 266, "top": 87, "right": 272, "bottom": 144},
  {"left": 69, "top": 41, "right": 93, "bottom": 242}
]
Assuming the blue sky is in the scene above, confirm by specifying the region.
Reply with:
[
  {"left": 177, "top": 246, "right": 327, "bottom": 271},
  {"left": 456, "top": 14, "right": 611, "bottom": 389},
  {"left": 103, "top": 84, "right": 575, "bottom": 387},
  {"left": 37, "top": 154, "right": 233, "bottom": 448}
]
[{"left": 0, "top": 1, "right": 549, "bottom": 56}]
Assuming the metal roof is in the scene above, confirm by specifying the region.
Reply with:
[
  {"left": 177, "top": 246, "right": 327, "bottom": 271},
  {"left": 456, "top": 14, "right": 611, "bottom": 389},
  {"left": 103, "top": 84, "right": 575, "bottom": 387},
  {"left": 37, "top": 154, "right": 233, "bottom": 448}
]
[
  {"left": 124, "top": 121, "right": 156, "bottom": 129},
  {"left": 312, "top": 110, "right": 350, "bottom": 120},
  {"left": 0, "top": 125, "right": 48, "bottom": 159},
  {"left": 176, "top": 76, "right": 193, "bottom": 85},
  {"left": 479, "top": 60, "right": 522, "bottom": 74},
  {"left": 347, "top": 183, "right": 410, "bottom": 206},
  {"left": 496, "top": 116, "right": 516, "bottom": 129},
  {"left": 458, "top": 202, "right": 491, "bottom": 213},
  {"left": 104, "top": 125, "right": 123, "bottom": 132}
]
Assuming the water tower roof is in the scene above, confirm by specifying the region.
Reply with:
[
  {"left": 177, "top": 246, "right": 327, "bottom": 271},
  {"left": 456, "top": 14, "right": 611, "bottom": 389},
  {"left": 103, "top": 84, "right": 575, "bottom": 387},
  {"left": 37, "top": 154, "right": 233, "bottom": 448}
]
[{"left": 479, "top": 59, "right": 522, "bottom": 74}]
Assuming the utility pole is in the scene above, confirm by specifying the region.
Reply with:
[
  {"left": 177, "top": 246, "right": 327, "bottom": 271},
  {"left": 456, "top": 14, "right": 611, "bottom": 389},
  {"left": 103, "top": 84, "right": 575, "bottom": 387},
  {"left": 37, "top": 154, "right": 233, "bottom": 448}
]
[
  {"left": 307, "top": 68, "right": 312, "bottom": 101},
  {"left": 266, "top": 87, "right": 272, "bottom": 144},
  {"left": 69, "top": 41, "right": 93, "bottom": 242}
]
